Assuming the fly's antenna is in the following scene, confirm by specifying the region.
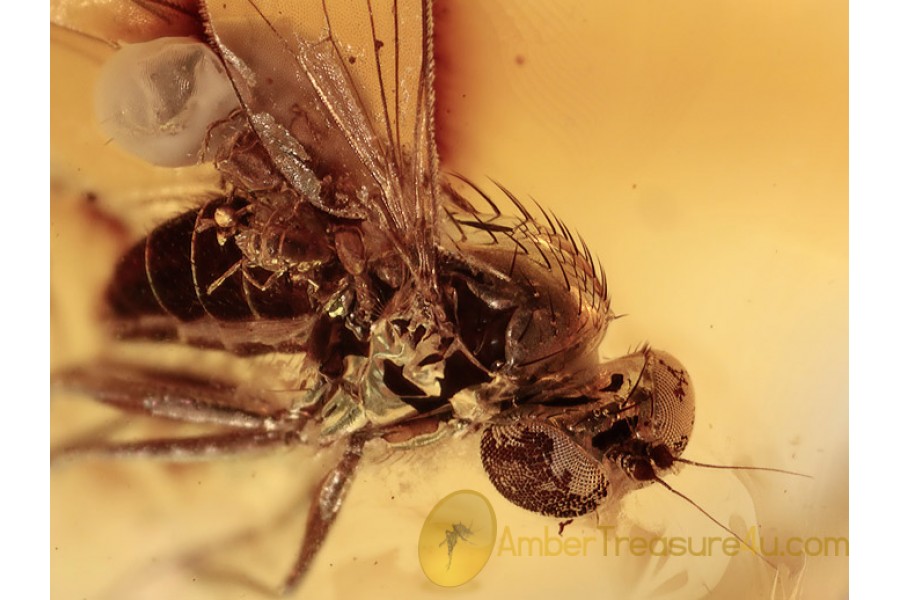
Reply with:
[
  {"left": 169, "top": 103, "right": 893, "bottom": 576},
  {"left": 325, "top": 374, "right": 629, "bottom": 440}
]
[
  {"left": 648, "top": 454, "right": 811, "bottom": 569},
  {"left": 673, "top": 457, "right": 812, "bottom": 479},
  {"left": 652, "top": 475, "right": 779, "bottom": 570}
]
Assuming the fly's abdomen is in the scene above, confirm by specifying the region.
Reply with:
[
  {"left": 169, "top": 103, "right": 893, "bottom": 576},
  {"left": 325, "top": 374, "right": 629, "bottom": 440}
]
[
  {"left": 106, "top": 196, "right": 316, "bottom": 324},
  {"left": 106, "top": 207, "right": 203, "bottom": 320}
]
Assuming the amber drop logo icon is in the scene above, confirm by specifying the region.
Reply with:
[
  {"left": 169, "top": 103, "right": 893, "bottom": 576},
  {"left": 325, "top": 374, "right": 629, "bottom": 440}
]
[{"left": 418, "top": 490, "right": 497, "bottom": 586}]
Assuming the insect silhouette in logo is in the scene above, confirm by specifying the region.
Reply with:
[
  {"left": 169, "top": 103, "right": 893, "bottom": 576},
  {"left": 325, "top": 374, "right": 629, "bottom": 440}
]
[
  {"left": 51, "top": 0, "right": 801, "bottom": 594},
  {"left": 439, "top": 521, "right": 475, "bottom": 569}
]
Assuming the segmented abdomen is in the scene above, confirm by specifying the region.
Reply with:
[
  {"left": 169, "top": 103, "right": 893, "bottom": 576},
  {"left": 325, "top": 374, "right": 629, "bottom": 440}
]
[{"left": 107, "top": 196, "right": 312, "bottom": 322}]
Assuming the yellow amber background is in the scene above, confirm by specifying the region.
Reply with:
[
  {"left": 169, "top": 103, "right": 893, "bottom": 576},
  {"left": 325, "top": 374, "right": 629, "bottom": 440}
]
[{"left": 51, "top": 1, "right": 847, "bottom": 598}]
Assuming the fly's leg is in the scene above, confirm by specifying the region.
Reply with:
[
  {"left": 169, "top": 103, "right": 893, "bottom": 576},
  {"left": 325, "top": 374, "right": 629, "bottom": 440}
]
[
  {"left": 51, "top": 430, "right": 300, "bottom": 464},
  {"left": 281, "top": 432, "right": 366, "bottom": 595},
  {"left": 51, "top": 363, "right": 323, "bottom": 462},
  {"left": 53, "top": 363, "right": 288, "bottom": 428}
]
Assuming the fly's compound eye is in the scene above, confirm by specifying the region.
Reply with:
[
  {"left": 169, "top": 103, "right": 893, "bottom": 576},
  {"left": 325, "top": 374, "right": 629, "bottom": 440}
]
[
  {"left": 637, "top": 350, "right": 696, "bottom": 458},
  {"left": 480, "top": 420, "right": 609, "bottom": 518}
]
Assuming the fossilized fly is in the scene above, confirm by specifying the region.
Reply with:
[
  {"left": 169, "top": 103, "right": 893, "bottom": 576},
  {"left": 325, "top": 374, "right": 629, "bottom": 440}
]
[{"left": 50, "top": 0, "right": 738, "bottom": 594}]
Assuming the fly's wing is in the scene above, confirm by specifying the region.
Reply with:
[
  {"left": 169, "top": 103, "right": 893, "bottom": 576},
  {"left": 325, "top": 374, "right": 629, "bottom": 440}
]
[{"left": 203, "top": 0, "right": 440, "bottom": 291}]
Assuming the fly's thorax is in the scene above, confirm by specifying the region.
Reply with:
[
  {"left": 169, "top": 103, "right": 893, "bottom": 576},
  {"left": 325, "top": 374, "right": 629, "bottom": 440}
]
[
  {"left": 440, "top": 220, "right": 610, "bottom": 378},
  {"left": 502, "top": 246, "right": 610, "bottom": 371}
]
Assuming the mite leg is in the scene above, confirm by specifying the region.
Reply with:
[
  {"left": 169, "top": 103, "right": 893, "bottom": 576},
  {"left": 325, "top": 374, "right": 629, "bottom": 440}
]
[
  {"left": 281, "top": 433, "right": 366, "bottom": 595},
  {"left": 241, "top": 262, "right": 285, "bottom": 292}
]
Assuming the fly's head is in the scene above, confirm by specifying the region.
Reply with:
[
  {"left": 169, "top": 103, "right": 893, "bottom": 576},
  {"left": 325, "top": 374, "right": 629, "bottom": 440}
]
[{"left": 480, "top": 348, "right": 695, "bottom": 518}]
